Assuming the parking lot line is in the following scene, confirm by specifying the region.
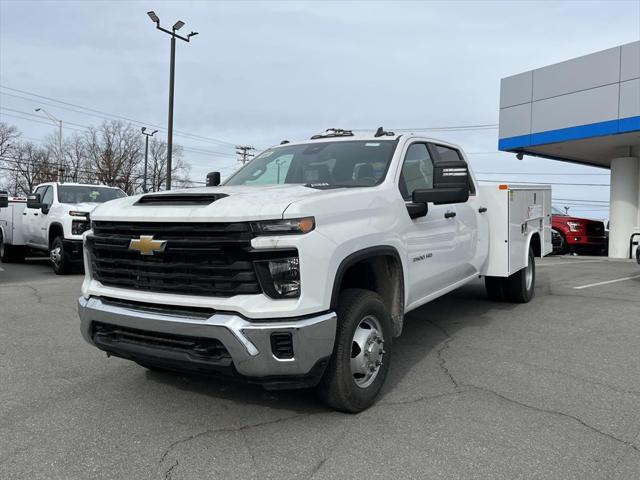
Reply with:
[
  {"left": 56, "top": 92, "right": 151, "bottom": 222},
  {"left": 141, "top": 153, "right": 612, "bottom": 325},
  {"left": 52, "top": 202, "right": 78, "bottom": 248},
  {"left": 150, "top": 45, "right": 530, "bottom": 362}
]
[{"left": 573, "top": 274, "right": 640, "bottom": 290}]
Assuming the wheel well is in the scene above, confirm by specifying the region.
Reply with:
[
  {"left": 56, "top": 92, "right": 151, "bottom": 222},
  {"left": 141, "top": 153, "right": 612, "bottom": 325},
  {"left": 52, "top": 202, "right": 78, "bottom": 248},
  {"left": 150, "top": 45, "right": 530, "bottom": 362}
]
[
  {"left": 48, "top": 223, "right": 64, "bottom": 248},
  {"left": 332, "top": 250, "right": 404, "bottom": 337},
  {"left": 530, "top": 232, "right": 541, "bottom": 257}
]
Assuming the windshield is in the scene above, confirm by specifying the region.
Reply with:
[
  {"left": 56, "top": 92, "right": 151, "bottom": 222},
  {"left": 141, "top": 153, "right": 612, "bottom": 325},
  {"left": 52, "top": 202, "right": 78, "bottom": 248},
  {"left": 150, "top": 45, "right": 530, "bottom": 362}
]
[
  {"left": 552, "top": 206, "right": 567, "bottom": 216},
  {"left": 57, "top": 186, "right": 126, "bottom": 204},
  {"left": 225, "top": 140, "right": 397, "bottom": 187}
]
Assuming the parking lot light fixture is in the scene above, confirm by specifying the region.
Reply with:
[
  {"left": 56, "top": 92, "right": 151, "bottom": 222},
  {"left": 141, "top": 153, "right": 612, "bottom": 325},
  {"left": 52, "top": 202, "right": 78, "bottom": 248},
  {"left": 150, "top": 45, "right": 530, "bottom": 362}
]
[
  {"left": 35, "top": 107, "right": 63, "bottom": 182},
  {"left": 147, "top": 12, "right": 198, "bottom": 191}
]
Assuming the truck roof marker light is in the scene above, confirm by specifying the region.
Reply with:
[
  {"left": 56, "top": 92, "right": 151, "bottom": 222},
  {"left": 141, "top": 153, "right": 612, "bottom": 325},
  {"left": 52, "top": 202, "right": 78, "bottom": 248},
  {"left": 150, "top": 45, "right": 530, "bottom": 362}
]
[{"left": 499, "top": 184, "right": 509, "bottom": 190}]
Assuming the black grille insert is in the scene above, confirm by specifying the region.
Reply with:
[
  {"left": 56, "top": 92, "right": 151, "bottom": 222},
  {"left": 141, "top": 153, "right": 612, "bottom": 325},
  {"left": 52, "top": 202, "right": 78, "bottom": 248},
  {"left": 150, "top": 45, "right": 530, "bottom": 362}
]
[
  {"left": 88, "top": 221, "right": 261, "bottom": 297},
  {"left": 586, "top": 222, "right": 605, "bottom": 236},
  {"left": 92, "top": 321, "right": 231, "bottom": 362},
  {"left": 270, "top": 332, "right": 294, "bottom": 359}
]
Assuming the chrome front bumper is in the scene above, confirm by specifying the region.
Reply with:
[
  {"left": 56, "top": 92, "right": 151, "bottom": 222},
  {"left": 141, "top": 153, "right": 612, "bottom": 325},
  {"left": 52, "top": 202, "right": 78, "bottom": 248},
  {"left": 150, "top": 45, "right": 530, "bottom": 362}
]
[{"left": 78, "top": 296, "right": 337, "bottom": 379}]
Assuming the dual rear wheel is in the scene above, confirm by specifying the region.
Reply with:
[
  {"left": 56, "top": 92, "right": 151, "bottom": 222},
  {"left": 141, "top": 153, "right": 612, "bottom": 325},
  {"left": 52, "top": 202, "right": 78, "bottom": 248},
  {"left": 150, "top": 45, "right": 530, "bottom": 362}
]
[{"left": 485, "top": 247, "right": 536, "bottom": 303}]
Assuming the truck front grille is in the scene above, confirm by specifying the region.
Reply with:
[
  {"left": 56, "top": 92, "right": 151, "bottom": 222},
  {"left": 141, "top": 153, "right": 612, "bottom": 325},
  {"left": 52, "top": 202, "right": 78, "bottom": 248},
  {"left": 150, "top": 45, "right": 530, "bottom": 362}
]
[
  {"left": 586, "top": 222, "right": 605, "bottom": 236},
  {"left": 87, "top": 221, "right": 261, "bottom": 297}
]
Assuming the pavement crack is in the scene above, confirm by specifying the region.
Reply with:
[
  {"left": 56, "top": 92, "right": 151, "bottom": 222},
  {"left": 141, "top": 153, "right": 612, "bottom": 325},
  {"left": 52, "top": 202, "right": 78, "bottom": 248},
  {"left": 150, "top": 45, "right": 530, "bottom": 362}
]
[
  {"left": 164, "top": 459, "right": 178, "bottom": 480},
  {"left": 26, "top": 285, "right": 43, "bottom": 304},
  {"left": 465, "top": 383, "right": 640, "bottom": 454},
  {"left": 377, "top": 390, "right": 468, "bottom": 407},
  {"left": 158, "top": 413, "right": 305, "bottom": 465}
]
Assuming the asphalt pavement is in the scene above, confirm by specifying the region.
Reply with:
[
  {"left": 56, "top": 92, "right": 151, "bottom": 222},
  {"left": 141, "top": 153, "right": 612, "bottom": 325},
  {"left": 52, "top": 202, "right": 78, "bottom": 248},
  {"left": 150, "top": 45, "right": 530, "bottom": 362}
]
[{"left": 1, "top": 256, "right": 639, "bottom": 479}]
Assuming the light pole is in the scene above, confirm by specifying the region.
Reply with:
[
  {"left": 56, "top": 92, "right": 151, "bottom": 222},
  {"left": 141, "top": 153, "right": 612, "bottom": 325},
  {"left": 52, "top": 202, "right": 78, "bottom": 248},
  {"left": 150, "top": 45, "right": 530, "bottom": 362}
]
[
  {"left": 141, "top": 127, "right": 158, "bottom": 193},
  {"left": 35, "top": 108, "right": 63, "bottom": 182},
  {"left": 147, "top": 10, "right": 198, "bottom": 191}
]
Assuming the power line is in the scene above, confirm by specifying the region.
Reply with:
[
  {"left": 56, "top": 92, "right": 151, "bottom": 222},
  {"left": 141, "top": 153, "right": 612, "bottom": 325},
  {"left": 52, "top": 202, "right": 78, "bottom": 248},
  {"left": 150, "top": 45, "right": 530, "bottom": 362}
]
[
  {"left": 0, "top": 84, "right": 238, "bottom": 148},
  {"left": 235, "top": 145, "right": 256, "bottom": 165}
]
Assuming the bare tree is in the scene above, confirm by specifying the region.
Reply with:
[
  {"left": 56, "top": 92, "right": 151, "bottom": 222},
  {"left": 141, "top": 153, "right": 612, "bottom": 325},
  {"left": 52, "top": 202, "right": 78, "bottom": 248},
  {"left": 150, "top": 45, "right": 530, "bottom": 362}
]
[
  {"left": 147, "top": 138, "right": 191, "bottom": 191},
  {"left": 85, "top": 120, "right": 142, "bottom": 194},
  {"left": 0, "top": 122, "right": 20, "bottom": 158},
  {"left": 8, "top": 142, "right": 57, "bottom": 195}
]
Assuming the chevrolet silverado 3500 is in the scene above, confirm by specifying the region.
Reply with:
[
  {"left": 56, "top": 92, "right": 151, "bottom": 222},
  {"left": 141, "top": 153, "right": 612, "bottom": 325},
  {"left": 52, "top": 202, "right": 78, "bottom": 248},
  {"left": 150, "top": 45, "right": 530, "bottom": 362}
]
[{"left": 78, "top": 129, "right": 551, "bottom": 412}]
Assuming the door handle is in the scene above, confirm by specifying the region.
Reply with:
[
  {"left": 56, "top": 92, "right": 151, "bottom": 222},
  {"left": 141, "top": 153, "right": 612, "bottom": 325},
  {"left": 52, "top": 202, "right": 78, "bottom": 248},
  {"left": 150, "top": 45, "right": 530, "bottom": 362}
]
[
  {"left": 23, "top": 212, "right": 27, "bottom": 215},
  {"left": 34, "top": 213, "right": 39, "bottom": 216},
  {"left": 478, "top": 207, "right": 487, "bottom": 213},
  {"left": 444, "top": 211, "right": 456, "bottom": 219}
]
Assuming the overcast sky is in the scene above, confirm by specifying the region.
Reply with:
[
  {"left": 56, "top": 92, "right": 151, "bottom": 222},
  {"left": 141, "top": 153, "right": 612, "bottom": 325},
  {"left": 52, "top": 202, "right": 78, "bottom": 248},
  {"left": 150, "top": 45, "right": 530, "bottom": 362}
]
[{"left": 1, "top": 0, "right": 639, "bottom": 218}]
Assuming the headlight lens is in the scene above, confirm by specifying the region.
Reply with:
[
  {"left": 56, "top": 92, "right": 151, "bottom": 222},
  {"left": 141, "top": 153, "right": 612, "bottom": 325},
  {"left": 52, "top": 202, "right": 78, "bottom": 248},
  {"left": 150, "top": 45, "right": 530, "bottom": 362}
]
[
  {"left": 251, "top": 217, "right": 315, "bottom": 235},
  {"left": 567, "top": 221, "right": 583, "bottom": 232},
  {"left": 72, "top": 220, "right": 91, "bottom": 235},
  {"left": 256, "top": 257, "right": 300, "bottom": 298}
]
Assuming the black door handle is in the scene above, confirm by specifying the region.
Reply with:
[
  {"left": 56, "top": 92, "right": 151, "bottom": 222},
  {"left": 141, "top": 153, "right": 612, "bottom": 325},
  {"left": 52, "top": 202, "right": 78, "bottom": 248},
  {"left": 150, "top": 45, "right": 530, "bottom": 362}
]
[
  {"left": 444, "top": 211, "right": 456, "bottom": 219},
  {"left": 23, "top": 212, "right": 27, "bottom": 215},
  {"left": 34, "top": 213, "right": 38, "bottom": 216},
  {"left": 478, "top": 207, "right": 487, "bottom": 213}
]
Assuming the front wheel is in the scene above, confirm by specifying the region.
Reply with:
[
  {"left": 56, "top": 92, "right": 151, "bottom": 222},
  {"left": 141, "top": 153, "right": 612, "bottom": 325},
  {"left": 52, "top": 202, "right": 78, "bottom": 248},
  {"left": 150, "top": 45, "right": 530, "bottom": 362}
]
[
  {"left": 317, "top": 288, "right": 392, "bottom": 413},
  {"left": 50, "top": 236, "right": 72, "bottom": 275}
]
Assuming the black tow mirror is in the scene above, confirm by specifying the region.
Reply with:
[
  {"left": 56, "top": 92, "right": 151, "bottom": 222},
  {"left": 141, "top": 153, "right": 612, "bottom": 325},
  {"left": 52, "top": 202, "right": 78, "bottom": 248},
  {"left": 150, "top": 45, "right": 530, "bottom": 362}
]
[
  {"left": 27, "top": 193, "right": 43, "bottom": 209},
  {"left": 412, "top": 160, "right": 470, "bottom": 205},
  {"left": 206, "top": 171, "right": 221, "bottom": 187},
  {"left": 0, "top": 190, "right": 8, "bottom": 208}
]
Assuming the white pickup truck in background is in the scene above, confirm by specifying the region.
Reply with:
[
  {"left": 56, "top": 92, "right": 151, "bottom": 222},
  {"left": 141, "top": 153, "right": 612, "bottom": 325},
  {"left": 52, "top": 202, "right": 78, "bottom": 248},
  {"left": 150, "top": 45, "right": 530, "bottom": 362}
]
[
  {"left": 0, "top": 183, "right": 126, "bottom": 273},
  {"left": 77, "top": 129, "right": 551, "bottom": 412}
]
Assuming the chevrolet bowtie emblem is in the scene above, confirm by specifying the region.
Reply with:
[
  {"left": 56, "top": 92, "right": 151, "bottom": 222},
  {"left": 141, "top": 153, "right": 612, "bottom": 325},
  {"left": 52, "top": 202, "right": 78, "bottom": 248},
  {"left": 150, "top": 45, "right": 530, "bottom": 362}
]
[{"left": 128, "top": 235, "right": 167, "bottom": 256}]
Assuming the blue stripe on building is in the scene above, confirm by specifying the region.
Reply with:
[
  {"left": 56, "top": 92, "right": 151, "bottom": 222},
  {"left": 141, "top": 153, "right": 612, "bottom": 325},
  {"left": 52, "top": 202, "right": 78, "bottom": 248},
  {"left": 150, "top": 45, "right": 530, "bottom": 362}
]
[{"left": 499, "top": 115, "right": 640, "bottom": 151}]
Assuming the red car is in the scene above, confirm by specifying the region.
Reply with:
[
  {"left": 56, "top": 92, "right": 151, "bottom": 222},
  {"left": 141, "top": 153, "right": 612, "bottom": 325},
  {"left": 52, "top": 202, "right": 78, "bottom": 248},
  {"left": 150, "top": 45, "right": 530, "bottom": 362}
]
[{"left": 552, "top": 207, "right": 607, "bottom": 255}]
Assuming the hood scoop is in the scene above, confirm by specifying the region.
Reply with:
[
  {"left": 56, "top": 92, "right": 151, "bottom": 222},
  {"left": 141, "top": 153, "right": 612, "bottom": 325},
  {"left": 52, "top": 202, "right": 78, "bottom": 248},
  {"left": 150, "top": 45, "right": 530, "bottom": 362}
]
[{"left": 136, "top": 193, "right": 228, "bottom": 206}]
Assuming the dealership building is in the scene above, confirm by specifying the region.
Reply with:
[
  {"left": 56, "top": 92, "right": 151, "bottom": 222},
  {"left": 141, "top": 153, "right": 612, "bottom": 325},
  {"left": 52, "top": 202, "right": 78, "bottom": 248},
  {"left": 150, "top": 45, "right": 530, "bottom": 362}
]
[{"left": 498, "top": 41, "right": 640, "bottom": 259}]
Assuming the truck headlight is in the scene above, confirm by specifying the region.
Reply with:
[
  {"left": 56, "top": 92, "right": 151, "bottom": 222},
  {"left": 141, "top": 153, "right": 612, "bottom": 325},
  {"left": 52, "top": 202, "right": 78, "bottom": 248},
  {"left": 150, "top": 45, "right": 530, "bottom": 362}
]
[
  {"left": 567, "top": 221, "right": 583, "bottom": 232},
  {"left": 251, "top": 217, "right": 315, "bottom": 235},
  {"left": 72, "top": 220, "right": 91, "bottom": 235},
  {"left": 256, "top": 257, "right": 300, "bottom": 298}
]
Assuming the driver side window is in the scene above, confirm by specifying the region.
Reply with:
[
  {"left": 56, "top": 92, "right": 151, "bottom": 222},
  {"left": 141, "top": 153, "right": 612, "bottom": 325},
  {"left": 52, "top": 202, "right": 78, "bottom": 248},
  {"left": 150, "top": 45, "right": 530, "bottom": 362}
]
[
  {"left": 399, "top": 143, "right": 434, "bottom": 200},
  {"left": 41, "top": 186, "right": 53, "bottom": 207}
]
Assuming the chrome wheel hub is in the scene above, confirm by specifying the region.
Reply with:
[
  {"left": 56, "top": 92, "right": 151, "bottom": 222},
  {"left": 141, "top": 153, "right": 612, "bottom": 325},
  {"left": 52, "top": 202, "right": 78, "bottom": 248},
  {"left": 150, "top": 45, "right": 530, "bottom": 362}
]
[
  {"left": 350, "top": 315, "right": 385, "bottom": 388},
  {"left": 50, "top": 247, "right": 62, "bottom": 265}
]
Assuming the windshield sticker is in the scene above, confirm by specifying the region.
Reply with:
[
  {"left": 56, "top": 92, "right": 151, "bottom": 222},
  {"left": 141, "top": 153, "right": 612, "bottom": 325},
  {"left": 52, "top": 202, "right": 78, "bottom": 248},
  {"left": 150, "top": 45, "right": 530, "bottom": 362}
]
[{"left": 89, "top": 191, "right": 100, "bottom": 200}]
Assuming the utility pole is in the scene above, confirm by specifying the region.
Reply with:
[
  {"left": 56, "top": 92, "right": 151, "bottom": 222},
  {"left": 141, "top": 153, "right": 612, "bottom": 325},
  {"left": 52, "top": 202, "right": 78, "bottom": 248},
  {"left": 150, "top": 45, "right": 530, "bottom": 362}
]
[
  {"left": 564, "top": 206, "right": 570, "bottom": 215},
  {"left": 147, "top": 10, "right": 198, "bottom": 191},
  {"left": 141, "top": 127, "right": 158, "bottom": 193},
  {"left": 236, "top": 145, "right": 256, "bottom": 165},
  {"left": 35, "top": 108, "right": 63, "bottom": 182}
]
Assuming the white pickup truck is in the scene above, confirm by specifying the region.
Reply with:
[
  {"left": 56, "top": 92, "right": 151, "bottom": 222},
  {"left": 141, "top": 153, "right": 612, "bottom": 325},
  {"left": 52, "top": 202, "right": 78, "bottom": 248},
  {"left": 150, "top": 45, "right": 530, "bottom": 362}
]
[
  {"left": 0, "top": 183, "right": 126, "bottom": 273},
  {"left": 78, "top": 129, "right": 551, "bottom": 412}
]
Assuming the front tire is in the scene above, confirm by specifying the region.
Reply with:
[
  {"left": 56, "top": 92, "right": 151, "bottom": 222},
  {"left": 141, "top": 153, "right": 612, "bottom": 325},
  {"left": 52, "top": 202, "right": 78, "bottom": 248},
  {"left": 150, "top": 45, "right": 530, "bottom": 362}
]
[
  {"left": 504, "top": 247, "right": 535, "bottom": 303},
  {"left": 317, "top": 288, "right": 392, "bottom": 413},
  {"left": 50, "top": 236, "right": 72, "bottom": 275}
]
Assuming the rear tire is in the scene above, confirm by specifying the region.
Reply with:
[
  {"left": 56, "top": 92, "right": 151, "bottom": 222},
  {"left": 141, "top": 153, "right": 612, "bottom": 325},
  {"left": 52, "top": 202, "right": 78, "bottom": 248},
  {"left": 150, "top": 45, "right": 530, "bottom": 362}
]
[
  {"left": 50, "top": 236, "right": 72, "bottom": 275},
  {"left": 317, "top": 288, "right": 392, "bottom": 413},
  {"left": 504, "top": 247, "right": 535, "bottom": 303},
  {"left": 0, "top": 233, "right": 26, "bottom": 263}
]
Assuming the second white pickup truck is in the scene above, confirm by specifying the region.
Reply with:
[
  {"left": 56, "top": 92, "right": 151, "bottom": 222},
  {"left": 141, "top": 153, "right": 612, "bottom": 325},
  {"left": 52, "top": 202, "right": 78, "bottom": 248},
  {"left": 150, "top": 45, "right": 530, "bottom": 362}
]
[{"left": 78, "top": 129, "right": 551, "bottom": 412}]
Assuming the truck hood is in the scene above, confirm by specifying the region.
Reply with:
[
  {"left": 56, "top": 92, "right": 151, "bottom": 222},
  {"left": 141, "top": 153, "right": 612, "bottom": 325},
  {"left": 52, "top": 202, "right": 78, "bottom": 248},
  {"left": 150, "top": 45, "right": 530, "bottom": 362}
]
[
  {"left": 89, "top": 185, "right": 335, "bottom": 222},
  {"left": 65, "top": 202, "right": 104, "bottom": 214}
]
